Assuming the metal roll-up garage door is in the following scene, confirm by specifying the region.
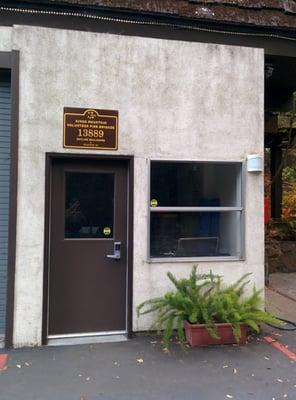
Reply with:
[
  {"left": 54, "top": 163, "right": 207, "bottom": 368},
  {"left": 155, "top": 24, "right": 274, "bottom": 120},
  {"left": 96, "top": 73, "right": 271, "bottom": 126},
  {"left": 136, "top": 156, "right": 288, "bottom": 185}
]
[{"left": 0, "top": 73, "right": 11, "bottom": 343}]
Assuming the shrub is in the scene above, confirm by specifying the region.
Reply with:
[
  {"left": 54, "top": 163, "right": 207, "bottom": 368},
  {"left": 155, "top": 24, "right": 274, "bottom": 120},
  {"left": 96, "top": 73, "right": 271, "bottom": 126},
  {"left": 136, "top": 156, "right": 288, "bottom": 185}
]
[{"left": 137, "top": 266, "right": 283, "bottom": 349}]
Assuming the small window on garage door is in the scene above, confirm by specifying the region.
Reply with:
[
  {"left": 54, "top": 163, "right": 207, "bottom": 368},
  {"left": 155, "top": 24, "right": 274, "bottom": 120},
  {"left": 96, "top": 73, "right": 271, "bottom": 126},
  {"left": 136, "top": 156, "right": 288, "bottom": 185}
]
[{"left": 149, "top": 161, "right": 244, "bottom": 261}]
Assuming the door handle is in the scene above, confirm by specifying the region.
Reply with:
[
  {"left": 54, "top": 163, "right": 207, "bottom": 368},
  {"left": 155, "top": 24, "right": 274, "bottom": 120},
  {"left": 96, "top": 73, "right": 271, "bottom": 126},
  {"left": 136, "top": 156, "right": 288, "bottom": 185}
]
[{"left": 107, "top": 241, "right": 121, "bottom": 260}]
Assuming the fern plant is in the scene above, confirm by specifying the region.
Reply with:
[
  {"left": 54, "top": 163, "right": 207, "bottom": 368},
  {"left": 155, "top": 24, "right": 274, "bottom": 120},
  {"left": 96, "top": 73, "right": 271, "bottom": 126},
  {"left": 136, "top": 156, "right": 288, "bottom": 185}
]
[{"left": 137, "top": 266, "right": 283, "bottom": 349}]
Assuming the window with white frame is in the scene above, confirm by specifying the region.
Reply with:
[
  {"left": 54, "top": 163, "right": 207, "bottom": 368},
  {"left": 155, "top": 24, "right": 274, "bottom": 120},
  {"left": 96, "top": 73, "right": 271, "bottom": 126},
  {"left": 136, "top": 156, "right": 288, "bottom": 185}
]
[{"left": 149, "top": 161, "right": 244, "bottom": 260}]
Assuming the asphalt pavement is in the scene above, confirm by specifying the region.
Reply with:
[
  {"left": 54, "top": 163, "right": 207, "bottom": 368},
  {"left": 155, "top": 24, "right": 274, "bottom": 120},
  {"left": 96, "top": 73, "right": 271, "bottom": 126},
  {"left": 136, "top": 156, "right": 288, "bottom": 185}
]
[{"left": 0, "top": 273, "right": 295, "bottom": 400}]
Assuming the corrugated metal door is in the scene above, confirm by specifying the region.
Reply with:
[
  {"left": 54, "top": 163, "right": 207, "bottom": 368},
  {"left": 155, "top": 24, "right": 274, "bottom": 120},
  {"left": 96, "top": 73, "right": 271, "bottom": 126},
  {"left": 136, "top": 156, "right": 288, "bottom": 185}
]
[{"left": 0, "top": 77, "right": 11, "bottom": 337}]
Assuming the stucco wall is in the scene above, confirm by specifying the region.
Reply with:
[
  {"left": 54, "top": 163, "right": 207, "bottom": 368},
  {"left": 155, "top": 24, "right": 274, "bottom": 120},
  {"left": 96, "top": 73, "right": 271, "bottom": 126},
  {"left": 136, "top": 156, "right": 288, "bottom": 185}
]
[
  {"left": 7, "top": 25, "right": 263, "bottom": 346},
  {"left": 0, "top": 27, "right": 12, "bottom": 52}
]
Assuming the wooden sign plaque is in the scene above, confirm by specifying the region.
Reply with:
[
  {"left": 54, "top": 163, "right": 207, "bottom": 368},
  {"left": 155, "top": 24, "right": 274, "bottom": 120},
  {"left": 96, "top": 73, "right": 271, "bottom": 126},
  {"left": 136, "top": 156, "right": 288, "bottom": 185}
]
[{"left": 63, "top": 108, "right": 118, "bottom": 150}]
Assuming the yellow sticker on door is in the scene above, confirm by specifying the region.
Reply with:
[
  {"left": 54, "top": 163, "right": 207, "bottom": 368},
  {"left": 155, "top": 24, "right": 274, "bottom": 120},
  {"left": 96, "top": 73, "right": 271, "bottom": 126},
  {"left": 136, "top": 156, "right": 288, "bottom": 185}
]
[
  {"left": 103, "top": 226, "right": 111, "bottom": 236},
  {"left": 103, "top": 227, "right": 111, "bottom": 236}
]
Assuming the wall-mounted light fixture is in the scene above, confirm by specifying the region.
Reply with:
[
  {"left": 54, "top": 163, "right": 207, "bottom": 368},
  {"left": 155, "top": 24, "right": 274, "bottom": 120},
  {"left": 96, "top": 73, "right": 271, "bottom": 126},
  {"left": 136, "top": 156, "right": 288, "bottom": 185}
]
[{"left": 247, "top": 154, "right": 263, "bottom": 172}]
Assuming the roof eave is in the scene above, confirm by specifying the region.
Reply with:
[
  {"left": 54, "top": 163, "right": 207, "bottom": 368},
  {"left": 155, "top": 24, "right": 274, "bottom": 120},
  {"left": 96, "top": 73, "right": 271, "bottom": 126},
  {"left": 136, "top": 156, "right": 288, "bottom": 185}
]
[{"left": 2, "top": 0, "right": 296, "bottom": 39}]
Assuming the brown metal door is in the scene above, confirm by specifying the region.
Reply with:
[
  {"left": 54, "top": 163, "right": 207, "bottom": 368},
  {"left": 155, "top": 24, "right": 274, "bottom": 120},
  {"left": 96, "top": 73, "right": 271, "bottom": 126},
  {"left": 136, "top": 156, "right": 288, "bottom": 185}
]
[{"left": 48, "top": 158, "right": 128, "bottom": 336}]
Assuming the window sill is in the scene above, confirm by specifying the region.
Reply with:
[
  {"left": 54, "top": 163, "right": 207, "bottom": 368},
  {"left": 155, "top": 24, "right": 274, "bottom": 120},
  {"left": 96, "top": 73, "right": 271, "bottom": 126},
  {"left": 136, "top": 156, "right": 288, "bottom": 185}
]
[{"left": 147, "top": 256, "right": 245, "bottom": 263}]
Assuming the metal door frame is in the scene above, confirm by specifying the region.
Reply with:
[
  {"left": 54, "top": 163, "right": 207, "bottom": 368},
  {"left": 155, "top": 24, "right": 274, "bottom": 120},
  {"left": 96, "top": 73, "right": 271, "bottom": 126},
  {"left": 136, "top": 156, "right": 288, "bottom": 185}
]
[{"left": 42, "top": 153, "right": 134, "bottom": 345}]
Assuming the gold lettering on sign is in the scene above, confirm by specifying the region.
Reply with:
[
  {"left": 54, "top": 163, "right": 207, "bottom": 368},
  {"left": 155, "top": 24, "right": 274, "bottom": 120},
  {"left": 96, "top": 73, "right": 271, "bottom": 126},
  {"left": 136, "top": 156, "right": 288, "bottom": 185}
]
[{"left": 63, "top": 108, "right": 118, "bottom": 150}]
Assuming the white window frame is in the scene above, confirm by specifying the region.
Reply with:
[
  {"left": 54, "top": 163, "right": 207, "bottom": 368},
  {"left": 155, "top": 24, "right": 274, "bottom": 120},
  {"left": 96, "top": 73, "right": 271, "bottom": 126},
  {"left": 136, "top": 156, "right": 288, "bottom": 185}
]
[{"left": 148, "top": 160, "right": 245, "bottom": 262}]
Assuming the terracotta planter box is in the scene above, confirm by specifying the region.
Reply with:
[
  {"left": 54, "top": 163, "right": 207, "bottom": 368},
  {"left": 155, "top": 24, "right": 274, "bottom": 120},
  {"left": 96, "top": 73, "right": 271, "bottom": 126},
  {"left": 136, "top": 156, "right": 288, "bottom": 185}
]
[{"left": 184, "top": 320, "right": 248, "bottom": 347}]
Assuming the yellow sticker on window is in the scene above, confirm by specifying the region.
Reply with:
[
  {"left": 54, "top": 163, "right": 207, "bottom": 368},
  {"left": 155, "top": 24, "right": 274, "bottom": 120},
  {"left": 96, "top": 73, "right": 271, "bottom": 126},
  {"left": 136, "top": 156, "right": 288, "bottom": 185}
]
[
  {"left": 103, "top": 227, "right": 111, "bottom": 236},
  {"left": 150, "top": 199, "right": 158, "bottom": 207}
]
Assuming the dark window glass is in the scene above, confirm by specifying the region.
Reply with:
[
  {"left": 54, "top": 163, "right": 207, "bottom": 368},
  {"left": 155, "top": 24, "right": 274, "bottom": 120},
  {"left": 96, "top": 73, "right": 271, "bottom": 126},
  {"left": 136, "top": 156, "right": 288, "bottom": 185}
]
[
  {"left": 150, "top": 212, "right": 241, "bottom": 258},
  {"left": 150, "top": 162, "right": 241, "bottom": 207},
  {"left": 65, "top": 172, "right": 114, "bottom": 239}
]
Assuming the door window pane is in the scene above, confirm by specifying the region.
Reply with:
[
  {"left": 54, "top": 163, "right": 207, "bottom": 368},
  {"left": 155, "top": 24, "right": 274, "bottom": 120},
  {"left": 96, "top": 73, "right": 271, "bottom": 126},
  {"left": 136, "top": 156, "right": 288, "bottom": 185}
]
[
  {"left": 150, "top": 212, "right": 241, "bottom": 258},
  {"left": 151, "top": 162, "right": 241, "bottom": 207},
  {"left": 65, "top": 172, "right": 114, "bottom": 238}
]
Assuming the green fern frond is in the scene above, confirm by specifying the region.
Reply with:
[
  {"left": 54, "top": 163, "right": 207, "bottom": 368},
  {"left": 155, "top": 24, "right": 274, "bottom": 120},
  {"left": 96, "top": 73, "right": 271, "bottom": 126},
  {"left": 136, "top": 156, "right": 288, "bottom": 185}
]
[
  {"left": 162, "top": 314, "right": 175, "bottom": 349},
  {"left": 231, "top": 323, "right": 242, "bottom": 343},
  {"left": 136, "top": 266, "right": 281, "bottom": 350},
  {"left": 176, "top": 316, "right": 186, "bottom": 350},
  {"left": 244, "top": 319, "right": 260, "bottom": 332},
  {"left": 205, "top": 324, "right": 220, "bottom": 340}
]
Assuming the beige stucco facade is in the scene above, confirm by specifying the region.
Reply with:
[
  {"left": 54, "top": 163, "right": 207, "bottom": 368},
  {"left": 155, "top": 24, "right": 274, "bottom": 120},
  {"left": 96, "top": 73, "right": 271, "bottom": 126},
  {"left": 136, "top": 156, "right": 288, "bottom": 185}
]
[{"left": 0, "top": 25, "right": 264, "bottom": 347}]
